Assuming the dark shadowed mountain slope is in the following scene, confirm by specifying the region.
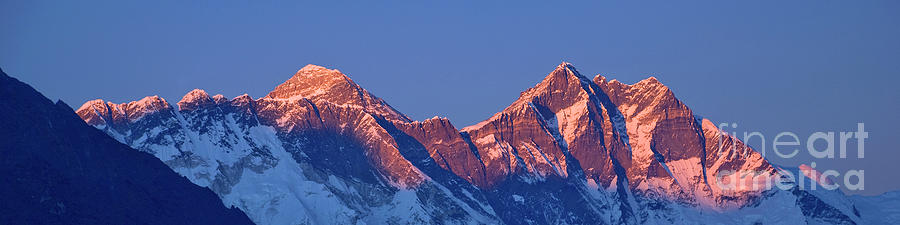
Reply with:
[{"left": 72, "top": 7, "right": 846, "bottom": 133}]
[{"left": 0, "top": 68, "right": 254, "bottom": 225}]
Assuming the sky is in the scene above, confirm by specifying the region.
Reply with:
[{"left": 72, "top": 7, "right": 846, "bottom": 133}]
[{"left": 2, "top": 0, "right": 898, "bottom": 195}]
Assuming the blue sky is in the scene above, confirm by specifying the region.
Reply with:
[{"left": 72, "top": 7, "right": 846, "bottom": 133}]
[{"left": 2, "top": 0, "right": 898, "bottom": 195}]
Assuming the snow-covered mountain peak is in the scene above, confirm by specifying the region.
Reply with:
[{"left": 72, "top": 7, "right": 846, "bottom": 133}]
[
  {"left": 133, "top": 95, "right": 170, "bottom": 111},
  {"left": 76, "top": 99, "right": 112, "bottom": 126},
  {"left": 550, "top": 61, "right": 588, "bottom": 81},
  {"left": 595, "top": 74, "right": 666, "bottom": 90},
  {"left": 231, "top": 93, "right": 253, "bottom": 103},
  {"left": 264, "top": 64, "right": 410, "bottom": 121},
  {"left": 78, "top": 95, "right": 168, "bottom": 113},
  {"left": 76, "top": 96, "right": 172, "bottom": 126},
  {"left": 632, "top": 76, "right": 667, "bottom": 91},
  {"left": 181, "top": 88, "right": 210, "bottom": 101},
  {"left": 641, "top": 76, "right": 660, "bottom": 84},
  {"left": 595, "top": 74, "right": 674, "bottom": 109},
  {"left": 504, "top": 62, "right": 595, "bottom": 110},
  {"left": 298, "top": 64, "right": 337, "bottom": 73},
  {"left": 267, "top": 64, "right": 356, "bottom": 99},
  {"left": 211, "top": 94, "right": 227, "bottom": 104},
  {"left": 178, "top": 89, "right": 214, "bottom": 111},
  {"left": 462, "top": 63, "right": 596, "bottom": 133},
  {"left": 557, "top": 61, "right": 575, "bottom": 70},
  {"left": 76, "top": 99, "right": 107, "bottom": 113}
]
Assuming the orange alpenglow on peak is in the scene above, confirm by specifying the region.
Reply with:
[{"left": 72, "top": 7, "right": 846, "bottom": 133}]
[
  {"left": 178, "top": 89, "right": 214, "bottom": 111},
  {"left": 76, "top": 96, "right": 171, "bottom": 126},
  {"left": 264, "top": 64, "right": 410, "bottom": 122},
  {"left": 297, "top": 64, "right": 338, "bottom": 73}
]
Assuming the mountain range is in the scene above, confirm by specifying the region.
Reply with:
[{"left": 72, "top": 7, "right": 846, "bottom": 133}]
[{"left": 6, "top": 62, "right": 895, "bottom": 224}]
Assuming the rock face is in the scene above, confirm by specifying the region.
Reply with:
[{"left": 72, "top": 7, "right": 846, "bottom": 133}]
[
  {"left": 0, "top": 69, "right": 254, "bottom": 224},
  {"left": 77, "top": 63, "right": 867, "bottom": 224}
]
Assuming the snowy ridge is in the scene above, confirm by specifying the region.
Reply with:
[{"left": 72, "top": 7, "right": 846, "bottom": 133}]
[{"left": 76, "top": 95, "right": 171, "bottom": 126}]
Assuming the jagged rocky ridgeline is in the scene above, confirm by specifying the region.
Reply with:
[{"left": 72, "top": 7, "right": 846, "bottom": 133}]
[{"left": 76, "top": 63, "right": 870, "bottom": 224}]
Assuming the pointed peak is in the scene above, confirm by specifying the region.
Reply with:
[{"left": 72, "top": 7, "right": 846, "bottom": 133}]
[
  {"left": 76, "top": 99, "right": 113, "bottom": 126},
  {"left": 628, "top": 76, "right": 671, "bottom": 95},
  {"left": 182, "top": 89, "right": 210, "bottom": 100},
  {"left": 600, "top": 75, "right": 669, "bottom": 94},
  {"left": 426, "top": 115, "right": 450, "bottom": 122},
  {"left": 556, "top": 61, "right": 576, "bottom": 70},
  {"left": 546, "top": 61, "right": 589, "bottom": 82},
  {"left": 267, "top": 65, "right": 354, "bottom": 100},
  {"left": 77, "top": 99, "right": 107, "bottom": 112},
  {"left": 638, "top": 76, "right": 661, "bottom": 84},
  {"left": 211, "top": 94, "right": 227, "bottom": 104},
  {"left": 179, "top": 89, "right": 210, "bottom": 103},
  {"left": 516, "top": 62, "right": 592, "bottom": 101},
  {"left": 298, "top": 64, "right": 337, "bottom": 73},
  {"left": 85, "top": 99, "right": 106, "bottom": 104},
  {"left": 266, "top": 65, "right": 410, "bottom": 122},
  {"left": 468, "top": 62, "right": 618, "bottom": 132},
  {"left": 127, "top": 96, "right": 171, "bottom": 118},
  {"left": 232, "top": 93, "right": 252, "bottom": 101},
  {"left": 229, "top": 94, "right": 255, "bottom": 107},
  {"left": 592, "top": 74, "right": 607, "bottom": 83},
  {"left": 178, "top": 89, "right": 214, "bottom": 111},
  {"left": 552, "top": 61, "right": 575, "bottom": 72},
  {"left": 136, "top": 95, "right": 166, "bottom": 104},
  {"left": 293, "top": 64, "right": 347, "bottom": 81},
  {"left": 132, "top": 96, "right": 170, "bottom": 112},
  {"left": 470, "top": 62, "right": 599, "bottom": 129}
]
